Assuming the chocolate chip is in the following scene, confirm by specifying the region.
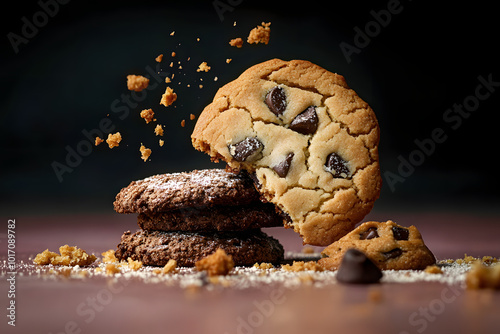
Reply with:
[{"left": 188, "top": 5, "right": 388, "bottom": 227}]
[
  {"left": 325, "top": 153, "right": 350, "bottom": 178},
  {"left": 272, "top": 153, "right": 294, "bottom": 177},
  {"left": 229, "top": 137, "right": 263, "bottom": 162},
  {"left": 382, "top": 248, "right": 403, "bottom": 260},
  {"left": 336, "top": 249, "right": 382, "bottom": 284},
  {"left": 360, "top": 227, "right": 379, "bottom": 240},
  {"left": 392, "top": 226, "right": 409, "bottom": 241},
  {"left": 289, "top": 106, "right": 319, "bottom": 135},
  {"left": 265, "top": 86, "right": 287, "bottom": 116}
]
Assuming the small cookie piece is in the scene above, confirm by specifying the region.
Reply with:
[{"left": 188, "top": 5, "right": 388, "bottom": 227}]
[
  {"left": 127, "top": 75, "right": 149, "bottom": 92},
  {"left": 247, "top": 22, "right": 271, "bottom": 44},
  {"left": 335, "top": 249, "right": 382, "bottom": 284},
  {"left": 195, "top": 249, "right": 234, "bottom": 276},
  {"left": 191, "top": 59, "right": 381, "bottom": 246},
  {"left": 137, "top": 203, "right": 283, "bottom": 232},
  {"left": 319, "top": 221, "right": 436, "bottom": 270},
  {"left": 115, "top": 229, "right": 284, "bottom": 267},
  {"left": 113, "top": 169, "right": 262, "bottom": 214}
]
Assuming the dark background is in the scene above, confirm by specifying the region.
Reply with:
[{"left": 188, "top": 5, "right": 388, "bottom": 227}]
[{"left": 1, "top": 0, "right": 499, "bottom": 216}]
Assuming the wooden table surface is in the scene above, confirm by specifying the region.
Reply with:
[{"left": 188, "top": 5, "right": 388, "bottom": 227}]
[{"left": 1, "top": 210, "right": 499, "bottom": 334}]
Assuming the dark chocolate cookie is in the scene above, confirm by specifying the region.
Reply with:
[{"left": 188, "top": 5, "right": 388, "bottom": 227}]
[
  {"left": 115, "top": 229, "right": 284, "bottom": 267},
  {"left": 137, "top": 203, "right": 283, "bottom": 232},
  {"left": 113, "top": 169, "right": 261, "bottom": 214}
]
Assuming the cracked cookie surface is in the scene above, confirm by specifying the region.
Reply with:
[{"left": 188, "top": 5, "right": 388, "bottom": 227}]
[
  {"left": 192, "top": 59, "right": 381, "bottom": 246},
  {"left": 319, "top": 220, "right": 436, "bottom": 270}
]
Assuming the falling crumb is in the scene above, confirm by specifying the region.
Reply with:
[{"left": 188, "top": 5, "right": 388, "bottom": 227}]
[
  {"left": 155, "top": 54, "right": 163, "bottom": 62},
  {"left": 160, "top": 87, "right": 177, "bottom": 107},
  {"left": 281, "top": 261, "right": 324, "bottom": 272},
  {"left": 169, "top": 62, "right": 174, "bottom": 68},
  {"left": 233, "top": 21, "right": 237, "bottom": 26},
  {"left": 140, "top": 108, "right": 155, "bottom": 124},
  {"left": 170, "top": 31, "right": 175, "bottom": 36},
  {"left": 106, "top": 132, "right": 122, "bottom": 149},
  {"left": 126, "top": 75, "right": 149, "bottom": 92},
  {"left": 154, "top": 124, "right": 164, "bottom": 136},
  {"left": 195, "top": 249, "right": 234, "bottom": 276},
  {"left": 424, "top": 265, "right": 444, "bottom": 274},
  {"left": 189, "top": 114, "right": 196, "bottom": 120},
  {"left": 466, "top": 261, "right": 500, "bottom": 289},
  {"left": 196, "top": 38, "right": 200, "bottom": 42},
  {"left": 247, "top": 22, "right": 271, "bottom": 44},
  {"left": 95, "top": 136, "right": 104, "bottom": 146},
  {"left": 181, "top": 120, "right": 186, "bottom": 127},
  {"left": 199, "top": 84, "right": 203, "bottom": 89},
  {"left": 214, "top": 77, "right": 218, "bottom": 81},
  {"left": 101, "top": 250, "right": 118, "bottom": 264},
  {"left": 229, "top": 37, "right": 243, "bottom": 48},
  {"left": 171, "top": 51, "right": 176, "bottom": 57},
  {"left": 127, "top": 258, "right": 143, "bottom": 271},
  {"left": 197, "top": 62, "right": 211, "bottom": 72},
  {"left": 105, "top": 263, "right": 121, "bottom": 275},
  {"left": 140, "top": 144, "right": 151, "bottom": 162},
  {"left": 226, "top": 58, "right": 232, "bottom": 64},
  {"left": 159, "top": 139, "right": 164, "bottom": 147},
  {"left": 33, "top": 245, "right": 97, "bottom": 266},
  {"left": 165, "top": 77, "right": 171, "bottom": 83}
]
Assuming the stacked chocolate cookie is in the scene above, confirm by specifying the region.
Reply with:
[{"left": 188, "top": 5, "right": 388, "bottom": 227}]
[{"left": 113, "top": 169, "right": 284, "bottom": 267}]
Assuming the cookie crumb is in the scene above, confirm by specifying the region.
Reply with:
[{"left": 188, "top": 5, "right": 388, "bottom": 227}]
[
  {"left": 140, "top": 108, "right": 155, "bottom": 124},
  {"left": 165, "top": 77, "right": 171, "bottom": 83},
  {"left": 126, "top": 75, "right": 149, "bottom": 92},
  {"left": 154, "top": 124, "right": 164, "bottom": 136},
  {"left": 140, "top": 144, "right": 151, "bottom": 162},
  {"left": 229, "top": 38, "right": 243, "bottom": 48},
  {"left": 95, "top": 136, "right": 104, "bottom": 146},
  {"left": 101, "top": 250, "right": 118, "bottom": 264},
  {"left": 189, "top": 114, "right": 196, "bottom": 121},
  {"left": 33, "top": 245, "right": 97, "bottom": 266},
  {"left": 154, "top": 259, "right": 177, "bottom": 275},
  {"left": 155, "top": 54, "right": 163, "bottom": 62},
  {"left": 226, "top": 58, "right": 232, "bottom": 64},
  {"left": 170, "top": 31, "right": 175, "bottom": 36},
  {"left": 159, "top": 139, "right": 164, "bottom": 147},
  {"left": 253, "top": 263, "right": 274, "bottom": 270},
  {"left": 282, "top": 261, "right": 324, "bottom": 272},
  {"left": 195, "top": 248, "right": 234, "bottom": 276},
  {"left": 247, "top": 22, "right": 271, "bottom": 45},
  {"left": 197, "top": 62, "right": 211, "bottom": 72},
  {"left": 160, "top": 87, "right": 177, "bottom": 107},
  {"left": 181, "top": 120, "right": 185, "bottom": 127},
  {"left": 301, "top": 246, "right": 315, "bottom": 254},
  {"left": 424, "top": 265, "right": 443, "bottom": 274},
  {"left": 105, "top": 263, "right": 121, "bottom": 275},
  {"left": 106, "top": 132, "right": 122, "bottom": 149},
  {"left": 466, "top": 261, "right": 500, "bottom": 290},
  {"left": 127, "top": 257, "right": 143, "bottom": 271}
]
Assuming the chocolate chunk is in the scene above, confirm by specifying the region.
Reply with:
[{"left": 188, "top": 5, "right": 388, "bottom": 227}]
[
  {"left": 382, "top": 248, "right": 403, "bottom": 260},
  {"left": 336, "top": 249, "right": 382, "bottom": 284},
  {"left": 325, "top": 153, "right": 350, "bottom": 178},
  {"left": 289, "top": 106, "right": 319, "bottom": 135},
  {"left": 272, "top": 153, "right": 294, "bottom": 177},
  {"left": 359, "top": 227, "right": 379, "bottom": 240},
  {"left": 392, "top": 226, "right": 409, "bottom": 241},
  {"left": 265, "top": 86, "right": 287, "bottom": 116},
  {"left": 229, "top": 137, "right": 263, "bottom": 162}
]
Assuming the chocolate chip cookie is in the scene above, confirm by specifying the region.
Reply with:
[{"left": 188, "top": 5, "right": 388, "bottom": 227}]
[
  {"left": 115, "top": 229, "right": 284, "bottom": 267},
  {"left": 191, "top": 59, "right": 381, "bottom": 246},
  {"left": 318, "top": 220, "right": 436, "bottom": 270}
]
